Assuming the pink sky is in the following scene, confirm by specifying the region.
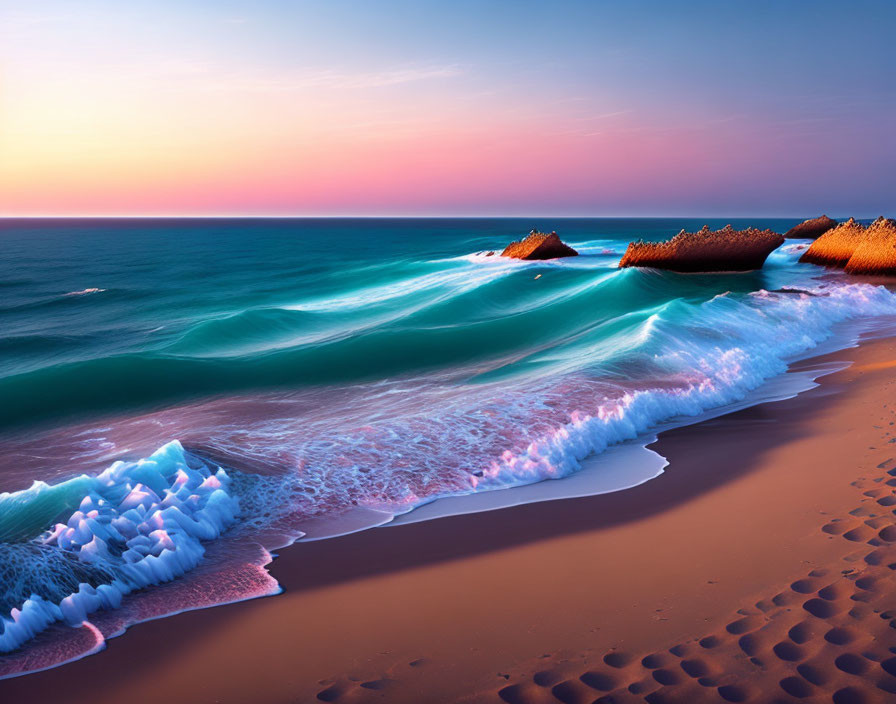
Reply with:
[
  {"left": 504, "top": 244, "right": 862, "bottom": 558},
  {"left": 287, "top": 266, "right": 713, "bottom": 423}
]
[{"left": 1, "top": 1, "right": 893, "bottom": 216}]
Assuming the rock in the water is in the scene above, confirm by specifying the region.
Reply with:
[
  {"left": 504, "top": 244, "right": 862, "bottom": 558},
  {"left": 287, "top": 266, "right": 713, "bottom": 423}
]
[
  {"left": 784, "top": 215, "right": 838, "bottom": 239},
  {"left": 799, "top": 217, "right": 867, "bottom": 267},
  {"left": 500, "top": 230, "right": 578, "bottom": 260},
  {"left": 618, "top": 225, "right": 783, "bottom": 272},
  {"left": 843, "top": 217, "right": 896, "bottom": 276}
]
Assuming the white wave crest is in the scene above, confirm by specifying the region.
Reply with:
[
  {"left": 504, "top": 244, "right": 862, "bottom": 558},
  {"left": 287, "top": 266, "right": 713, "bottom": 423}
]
[
  {"left": 64, "top": 288, "right": 106, "bottom": 296},
  {"left": 0, "top": 441, "right": 238, "bottom": 653},
  {"left": 472, "top": 282, "right": 896, "bottom": 491}
]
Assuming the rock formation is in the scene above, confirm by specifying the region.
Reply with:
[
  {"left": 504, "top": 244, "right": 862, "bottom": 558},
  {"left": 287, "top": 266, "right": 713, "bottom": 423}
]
[
  {"left": 500, "top": 230, "right": 578, "bottom": 260},
  {"left": 618, "top": 225, "right": 784, "bottom": 272},
  {"left": 784, "top": 215, "right": 838, "bottom": 239},
  {"left": 798, "top": 218, "right": 867, "bottom": 267},
  {"left": 843, "top": 217, "right": 896, "bottom": 276}
]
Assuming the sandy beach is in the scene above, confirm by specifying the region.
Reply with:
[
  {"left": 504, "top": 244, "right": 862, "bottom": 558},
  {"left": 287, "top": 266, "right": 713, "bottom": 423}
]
[{"left": 1, "top": 330, "right": 894, "bottom": 703}]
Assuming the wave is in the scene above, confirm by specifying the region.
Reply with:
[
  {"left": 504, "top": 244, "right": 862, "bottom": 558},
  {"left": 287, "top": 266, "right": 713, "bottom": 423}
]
[
  {"left": 0, "top": 242, "right": 805, "bottom": 428},
  {"left": 0, "top": 264, "right": 629, "bottom": 427},
  {"left": 242, "top": 282, "right": 896, "bottom": 528},
  {"left": 0, "top": 288, "right": 130, "bottom": 316},
  {"left": 64, "top": 288, "right": 106, "bottom": 297},
  {"left": 0, "top": 441, "right": 238, "bottom": 653},
  {"left": 456, "top": 242, "right": 622, "bottom": 267},
  {"left": 20, "top": 281, "right": 888, "bottom": 535},
  {"left": 0, "top": 259, "right": 788, "bottom": 430},
  {"left": 471, "top": 283, "right": 896, "bottom": 491},
  {"left": 284, "top": 260, "right": 515, "bottom": 312}
]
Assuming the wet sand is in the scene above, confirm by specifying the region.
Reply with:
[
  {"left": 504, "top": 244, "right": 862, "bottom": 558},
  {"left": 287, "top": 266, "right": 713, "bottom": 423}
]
[{"left": 4, "top": 334, "right": 896, "bottom": 703}]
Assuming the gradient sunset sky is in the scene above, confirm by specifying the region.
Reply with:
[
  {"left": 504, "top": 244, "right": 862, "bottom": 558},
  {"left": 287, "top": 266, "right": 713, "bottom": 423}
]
[{"left": 1, "top": 1, "right": 894, "bottom": 217}]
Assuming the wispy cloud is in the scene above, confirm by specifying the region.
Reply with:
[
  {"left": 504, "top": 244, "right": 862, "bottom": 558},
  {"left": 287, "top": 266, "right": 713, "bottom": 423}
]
[
  {"left": 202, "top": 64, "right": 465, "bottom": 93},
  {"left": 573, "top": 110, "right": 632, "bottom": 122}
]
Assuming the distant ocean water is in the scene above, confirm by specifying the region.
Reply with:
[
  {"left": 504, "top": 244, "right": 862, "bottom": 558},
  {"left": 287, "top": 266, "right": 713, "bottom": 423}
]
[{"left": 2, "top": 217, "right": 895, "bottom": 676}]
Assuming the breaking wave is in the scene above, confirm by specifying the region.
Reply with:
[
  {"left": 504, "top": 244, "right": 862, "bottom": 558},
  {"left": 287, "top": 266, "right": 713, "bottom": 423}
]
[{"left": 0, "top": 442, "right": 238, "bottom": 654}]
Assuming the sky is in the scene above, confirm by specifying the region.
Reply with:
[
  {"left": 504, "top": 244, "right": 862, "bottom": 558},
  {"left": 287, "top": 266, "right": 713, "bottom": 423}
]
[{"left": 0, "top": 0, "right": 894, "bottom": 217}]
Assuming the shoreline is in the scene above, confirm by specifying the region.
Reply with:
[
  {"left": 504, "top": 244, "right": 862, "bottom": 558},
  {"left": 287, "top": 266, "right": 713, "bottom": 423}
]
[{"left": 3, "top": 331, "right": 896, "bottom": 702}]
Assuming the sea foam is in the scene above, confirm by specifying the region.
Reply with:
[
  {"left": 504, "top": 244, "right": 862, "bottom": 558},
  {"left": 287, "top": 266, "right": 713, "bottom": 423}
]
[
  {"left": 470, "top": 282, "right": 896, "bottom": 492},
  {"left": 0, "top": 441, "right": 237, "bottom": 653},
  {"left": 184, "top": 281, "right": 896, "bottom": 540}
]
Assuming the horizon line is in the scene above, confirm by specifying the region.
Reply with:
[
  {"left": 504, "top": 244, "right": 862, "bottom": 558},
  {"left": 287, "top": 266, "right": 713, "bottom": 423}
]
[{"left": 0, "top": 212, "right": 854, "bottom": 220}]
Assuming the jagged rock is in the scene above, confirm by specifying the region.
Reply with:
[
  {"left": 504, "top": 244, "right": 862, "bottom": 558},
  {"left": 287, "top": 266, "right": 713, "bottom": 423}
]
[
  {"left": 784, "top": 215, "right": 838, "bottom": 239},
  {"left": 500, "top": 230, "right": 578, "bottom": 260},
  {"left": 799, "top": 218, "right": 867, "bottom": 267},
  {"left": 843, "top": 217, "right": 896, "bottom": 276},
  {"left": 618, "top": 225, "right": 784, "bottom": 272}
]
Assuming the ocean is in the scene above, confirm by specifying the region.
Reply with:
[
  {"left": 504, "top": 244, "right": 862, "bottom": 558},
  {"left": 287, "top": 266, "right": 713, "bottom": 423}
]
[{"left": 1, "top": 217, "right": 895, "bottom": 676}]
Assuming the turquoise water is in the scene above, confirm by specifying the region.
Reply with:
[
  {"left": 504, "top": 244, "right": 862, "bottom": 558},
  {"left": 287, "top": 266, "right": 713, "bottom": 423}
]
[
  {"left": 1, "top": 217, "right": 895, "bottom": 676},
  {"left": 0, "top": 218, "right": 817, "bottom": 427}
]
